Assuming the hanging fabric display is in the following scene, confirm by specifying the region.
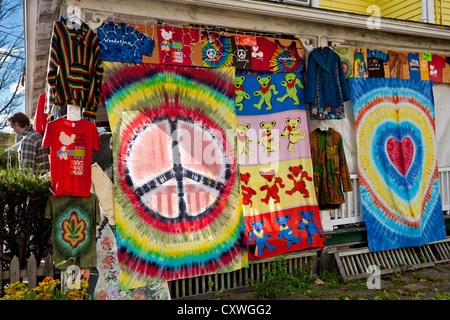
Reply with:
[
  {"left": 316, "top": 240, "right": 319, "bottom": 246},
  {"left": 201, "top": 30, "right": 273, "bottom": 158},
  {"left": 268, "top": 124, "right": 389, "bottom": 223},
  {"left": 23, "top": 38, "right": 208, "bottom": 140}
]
[
  {"left": 349, "top": 77, "right": 446, "bottom": 252},
  {"left": 201, "top": 31, "right": 234, "bottom": 68},
  {"left": 408, "top": 53, "right": 421, "bottom": 81},
  {"left": 388, "top": 50, "right": 409, "bottom": 79},
  {"left": 42, "top": 118, "right": 100, "bottom": 198},
  {"left": 236, "top": 72, "right": 324, "bottom": 259},
  {"left": 334, "top": 46, "right": 450, "bottom": 83},
  {"left": 419, "top": 52, "right": 430, "bottom": 80},
  {"left": 102, "top": 62, "right": 248, "bottom": 290},
  {"left": 47, "top": 16, "right": 103, "bottom": 119},
  {"left": 353, "top": 49, "right": 368, "bottom": 78},
  {"left": 158, "top": 26, "right": 199, "bottom": 66},
  {"left": 269, "top": 40, "right": 304, "bottom": 73},
  {"left": 428, "top": 54, "right": 446, "bottom": 83},
  {"left": 305, "top": 46, "right": 351, "bottom": 120},
  {"left": 366, "top": 49, "right": 389, "bottom": 78},
  {"left": 333, "top": 47, "right": 352, "bottom": 79},
  {"left": 45, "top": 194, "right": 100, "bottom": 269},
  {"left": 90, "top": 215, "right": 171, "bottom": 300},
  {"left": 250, "top": 36, "right": 275, "bottom": 71},
  {"left": 309, "top": 127, "right": 353, "bottom": 210},
  {"left": 97, "top": 22, "right": 155, "bottom": 63},
  {"left": 231, "top": 34, "right": 255, "bottom": 70}
]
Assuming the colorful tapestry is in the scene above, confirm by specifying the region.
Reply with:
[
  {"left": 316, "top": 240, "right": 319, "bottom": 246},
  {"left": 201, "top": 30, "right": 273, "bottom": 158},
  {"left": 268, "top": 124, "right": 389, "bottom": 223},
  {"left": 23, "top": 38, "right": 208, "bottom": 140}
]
[
  {"left": 349, "top": 78, "right": 446, "bottom": 252},
  {"left": 235, "top": 72, "right": 324, "bottom": 259},
  {"left": 231, "top": 35, "right": 255, "bottom": 70},
  {"left": 92, "top": 216, "right": 171, "bottom": 300},
  {"left": 201, "top": 31, "right": 233, "bottom": 68},
  {"left": 158, "top": 26, "right": 198, "bottom": 66},
  {"left": 269, "top": 40, "right": 304, "bottom": 74},
  {"left": 45, "top": 194, "right": 100, "bottom": 270},
  {"left": 102, "top": 62, "right": 247, "bottom": 290}
]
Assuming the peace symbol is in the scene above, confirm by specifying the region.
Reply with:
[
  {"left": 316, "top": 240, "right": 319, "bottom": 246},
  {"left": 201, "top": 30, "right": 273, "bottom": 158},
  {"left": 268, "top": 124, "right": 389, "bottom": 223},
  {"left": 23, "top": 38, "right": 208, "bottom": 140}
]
[
  {"left": 206, "top": 48, "right": 217, "bottom": 59},
  {"left": 117, "top": 105, "right": 236, "bottom": 234}
]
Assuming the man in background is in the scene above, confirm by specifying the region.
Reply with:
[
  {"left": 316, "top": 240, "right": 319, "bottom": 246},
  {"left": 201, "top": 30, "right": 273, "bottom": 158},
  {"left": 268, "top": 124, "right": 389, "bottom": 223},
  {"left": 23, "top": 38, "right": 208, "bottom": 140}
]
[{"left": 8, "top": 112, "right": 49, "bottom": 174}]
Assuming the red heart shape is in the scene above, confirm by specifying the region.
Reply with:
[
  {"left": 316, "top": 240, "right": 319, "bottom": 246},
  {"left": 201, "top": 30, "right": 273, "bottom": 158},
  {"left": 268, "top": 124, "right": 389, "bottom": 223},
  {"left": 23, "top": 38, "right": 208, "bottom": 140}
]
[{"left": 386, "top": 137, "right": 414, "bottom": 176}]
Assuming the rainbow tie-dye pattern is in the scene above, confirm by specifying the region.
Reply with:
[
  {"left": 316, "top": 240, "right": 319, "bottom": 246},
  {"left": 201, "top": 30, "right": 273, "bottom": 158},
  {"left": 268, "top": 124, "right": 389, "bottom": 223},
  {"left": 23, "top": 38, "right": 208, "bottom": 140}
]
[
  {"left": 102, "top": 62, "right": 248, "bottom": 290},
  {"left": 349, "top": 78, "right": 446, "bottom": 252}
]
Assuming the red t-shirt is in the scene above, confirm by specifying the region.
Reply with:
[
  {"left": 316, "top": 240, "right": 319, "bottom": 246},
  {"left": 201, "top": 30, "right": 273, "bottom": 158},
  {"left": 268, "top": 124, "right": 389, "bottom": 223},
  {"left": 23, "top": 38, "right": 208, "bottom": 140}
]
[
  {"left": 42, "top": 118, "right": 100, "bottom": 198},
  {"left": 158, "top": 26, "right": 199, "bottom": 66},
  {"left": 35, "top": 92, "right": 48, "bottom": 135},
  {"left": 429, "top": 54, "right": 446, "bottom": 83},
  {"left": 250, "top": 37, "right": 275, "bottom": 71}
]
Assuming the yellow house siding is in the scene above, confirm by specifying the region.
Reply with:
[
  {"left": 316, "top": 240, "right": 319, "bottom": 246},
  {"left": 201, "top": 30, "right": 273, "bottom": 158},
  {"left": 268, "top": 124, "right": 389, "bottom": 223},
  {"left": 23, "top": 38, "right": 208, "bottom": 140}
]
[
  {"left": 320, "top": 0, "right": 422, "bottom": 22},
  {"left": 320, "top": 0, "right": 450, "bottom": 25},
  {"left": 378, "top": 0, "right": 422, "bottom": 21},
  {"left": 435, "top": 0, "right": 450, "bottom": 25},
  {"left": 319, "top": 0, "right": 377, "bottom": 15}
]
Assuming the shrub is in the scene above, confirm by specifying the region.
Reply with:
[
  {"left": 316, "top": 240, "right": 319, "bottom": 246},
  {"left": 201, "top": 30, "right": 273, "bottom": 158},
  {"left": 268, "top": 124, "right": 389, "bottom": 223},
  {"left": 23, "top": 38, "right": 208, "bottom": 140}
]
[{"left": 0, "top": 168, "right": 52, "bottom": 269}]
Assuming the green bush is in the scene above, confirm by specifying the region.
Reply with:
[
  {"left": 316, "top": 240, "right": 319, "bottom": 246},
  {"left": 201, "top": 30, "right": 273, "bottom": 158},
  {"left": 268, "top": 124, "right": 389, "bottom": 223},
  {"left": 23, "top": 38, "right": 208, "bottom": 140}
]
[{"left": 0, "top": 168, "right": 52, "bottom": 269}]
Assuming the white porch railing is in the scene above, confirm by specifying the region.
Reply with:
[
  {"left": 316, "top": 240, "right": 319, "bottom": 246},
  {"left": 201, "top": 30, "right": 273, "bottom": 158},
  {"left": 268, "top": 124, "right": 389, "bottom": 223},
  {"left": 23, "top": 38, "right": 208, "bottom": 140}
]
[{"left": 320, "top": 167, "right": 450, "bottom": 231}]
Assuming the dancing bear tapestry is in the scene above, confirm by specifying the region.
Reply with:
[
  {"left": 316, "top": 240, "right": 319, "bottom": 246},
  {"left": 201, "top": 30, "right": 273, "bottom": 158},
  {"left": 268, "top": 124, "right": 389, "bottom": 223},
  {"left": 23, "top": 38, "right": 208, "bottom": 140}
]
[
  {"left": 349, "top": 78, "right": 446, "bottom": 252},
  {"left": 102, "top": 62, "right": 248, "bottom": 290},
  {"left": 236, "top": 73, "right": 325, "bottom": 259}
]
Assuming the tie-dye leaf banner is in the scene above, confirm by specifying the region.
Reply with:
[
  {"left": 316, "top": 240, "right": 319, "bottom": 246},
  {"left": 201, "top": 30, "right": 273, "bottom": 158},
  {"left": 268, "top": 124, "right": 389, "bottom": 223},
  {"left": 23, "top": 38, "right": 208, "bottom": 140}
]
[
  {"left": 235, "top": 72, "right": 325, "bottom": 259},
  {"left": 102, "top": 62, "right": 248, "bottom": 290},
  {"left": 349, "top": 78, "right": 446, "bottom": 252}
]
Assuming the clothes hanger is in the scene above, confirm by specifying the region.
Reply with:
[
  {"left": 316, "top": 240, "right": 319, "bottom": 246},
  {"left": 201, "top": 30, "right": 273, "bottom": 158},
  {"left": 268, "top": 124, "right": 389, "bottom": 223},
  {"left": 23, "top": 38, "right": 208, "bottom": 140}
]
[
  {"left": 67, "top": 105, "right": 82, "bottom": 121},
  {"left": 67, "top": 5, "right": 82, "bottom": 30},
  {"left": 59, "top": 105, "right": 82, "bottom": 122}
]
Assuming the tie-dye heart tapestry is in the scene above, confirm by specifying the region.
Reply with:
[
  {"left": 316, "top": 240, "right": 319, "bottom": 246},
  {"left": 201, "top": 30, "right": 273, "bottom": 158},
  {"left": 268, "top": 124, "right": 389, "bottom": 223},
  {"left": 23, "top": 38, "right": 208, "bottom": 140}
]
[
  {"left": 349, "top": 78, "right": 446, "bottom": 252},
  {"left": 102, "top": 62, "right": 248, "bottom": 290},
  {"left": 236, "top": 72, "right": 324, "bottom": 259}
]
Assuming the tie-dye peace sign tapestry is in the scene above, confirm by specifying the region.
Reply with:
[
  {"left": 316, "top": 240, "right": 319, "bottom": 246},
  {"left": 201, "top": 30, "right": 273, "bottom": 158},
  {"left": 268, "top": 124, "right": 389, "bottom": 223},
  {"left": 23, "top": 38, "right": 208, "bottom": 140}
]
[
  {"left": 235, "top": 72, "right": 324, "bottom": 259},
  {"left": 102, "top": 62, "right": 248, "bottom": 290},
  {"left": 349, "top": 78, "right": 446, "bottom": 252}
]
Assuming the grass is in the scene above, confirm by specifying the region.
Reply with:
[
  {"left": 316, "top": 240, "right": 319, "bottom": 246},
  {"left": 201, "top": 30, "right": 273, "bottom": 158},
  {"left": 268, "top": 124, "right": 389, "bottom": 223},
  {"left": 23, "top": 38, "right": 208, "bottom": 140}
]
[{"left": 212, "top": 257, "right": 450, "bottom": 300}]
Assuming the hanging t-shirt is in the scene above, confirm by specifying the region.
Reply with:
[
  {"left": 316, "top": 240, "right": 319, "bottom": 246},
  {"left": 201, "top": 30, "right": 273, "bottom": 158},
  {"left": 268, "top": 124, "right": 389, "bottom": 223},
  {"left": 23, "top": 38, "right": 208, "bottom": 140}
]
[
  {"left": 429, "top": 54, "right": 446, "bottom": 83},
  {"left": 408, "top": 53, "right": 421, "bottom": 80},
  {"left": 97, "top": 22, "right": 155, "bottom": 63},
  {"left": 419, "top": 53, "right": 430, "bottom": 80},
  {"left": 158, "top": 26, "right": 199, "bottom": 66},
  {"left": 270, "top": 40, "right": 304, "bottom": 73},
  {"left": 231, "top": 35, "right": 255, "bottom": 70},
  {"left": 334, "top": 47, "right": 352, "bottom": 79},
  {"left": 367, "top": 49, "right": 389, "bottom": 78},
  {"left": 353, "top": 49, "right": 368, "bottom": 78},
  {"left": 250, "top": 37, "right": 275, "bottom": 71},
  {"left": 34, "top": 92, "right": 48, "bottom": 135},
  {"left": 201, "top": 31, "right": 233, "bottom": 68},
  {"left": 388, "top": 50, "right": 408, "bottom": 78},
  {"left": 45, "top": 193, "right": 100, "bottom": 269},
  {"left": 43, "top": 118, "right": 100, "bottom": 198}
]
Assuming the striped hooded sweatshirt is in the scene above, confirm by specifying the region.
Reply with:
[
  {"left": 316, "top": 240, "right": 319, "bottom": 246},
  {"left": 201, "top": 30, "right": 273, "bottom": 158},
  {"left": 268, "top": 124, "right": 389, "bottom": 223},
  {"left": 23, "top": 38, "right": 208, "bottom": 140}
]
[{"left": 47, "top": 17, "right": 103, "bottom": 119}]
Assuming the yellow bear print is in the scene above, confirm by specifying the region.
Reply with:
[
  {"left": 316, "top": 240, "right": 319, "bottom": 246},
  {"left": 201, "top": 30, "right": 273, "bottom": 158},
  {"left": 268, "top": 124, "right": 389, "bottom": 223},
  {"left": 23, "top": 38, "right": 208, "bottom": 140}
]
[
  {"left": 258, "top": 121, "right": 279, "bottom": 156},
  {"left": 280, "top": 117, "right": 306, "bottom": 152},
  {"left": 237, "top": 123, "right": 255, "bottom": 159}
]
